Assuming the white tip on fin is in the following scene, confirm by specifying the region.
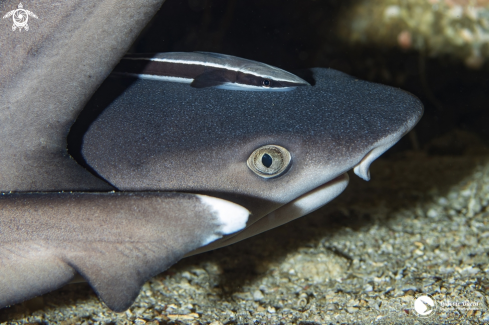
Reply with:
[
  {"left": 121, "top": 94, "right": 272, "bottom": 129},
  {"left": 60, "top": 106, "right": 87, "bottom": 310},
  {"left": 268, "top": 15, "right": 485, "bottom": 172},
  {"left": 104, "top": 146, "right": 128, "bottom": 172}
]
[{"left": 197, "top": 195, "right": 250, "bottom": 245}]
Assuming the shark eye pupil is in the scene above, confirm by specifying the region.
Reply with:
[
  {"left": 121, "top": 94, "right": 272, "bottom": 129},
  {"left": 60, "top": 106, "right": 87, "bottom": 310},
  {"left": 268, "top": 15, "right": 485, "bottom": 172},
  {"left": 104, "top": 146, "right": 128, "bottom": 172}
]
[
  {"left": 262, "top": 79, "right": 271, "bottom": 87},
  {"left": 247, "top": 145, "right": 292, "bottom": 179},
  {"left": 261, "top": 153, "right": 272, "bottom": 167}
]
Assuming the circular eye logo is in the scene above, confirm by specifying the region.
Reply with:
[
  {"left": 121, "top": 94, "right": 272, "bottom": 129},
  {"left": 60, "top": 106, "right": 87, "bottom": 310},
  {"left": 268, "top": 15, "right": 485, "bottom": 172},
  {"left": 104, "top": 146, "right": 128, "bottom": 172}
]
[{"left": 413, "top": 295, "right": 436, "bottom": 317}]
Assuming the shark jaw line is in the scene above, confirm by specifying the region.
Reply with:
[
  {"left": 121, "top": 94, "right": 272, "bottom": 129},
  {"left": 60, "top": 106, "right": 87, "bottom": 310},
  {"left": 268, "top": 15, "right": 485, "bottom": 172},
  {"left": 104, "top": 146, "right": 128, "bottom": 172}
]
[
  {"left": 243, "top": 173, "right": 350, "bottom": 236},
  {"left": 187, "top": 173, "right": 350, "bottom": 255}
]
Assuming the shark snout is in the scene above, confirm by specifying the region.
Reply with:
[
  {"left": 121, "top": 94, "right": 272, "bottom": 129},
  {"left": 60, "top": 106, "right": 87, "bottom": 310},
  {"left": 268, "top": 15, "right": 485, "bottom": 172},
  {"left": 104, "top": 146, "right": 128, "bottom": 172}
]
[{"left": 353, "top": 107, "right": 423, "bottom": 181}]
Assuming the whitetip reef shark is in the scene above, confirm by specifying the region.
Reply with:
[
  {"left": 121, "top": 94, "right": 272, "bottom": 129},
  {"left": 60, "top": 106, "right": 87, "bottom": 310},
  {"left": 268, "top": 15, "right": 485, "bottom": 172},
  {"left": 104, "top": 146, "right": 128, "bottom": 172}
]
[
  {"left": 0, "top": 0, "right": 423, "bottom": 314},
  {"left": 82, "top": 67, "right": 423, "bottom": 255}
]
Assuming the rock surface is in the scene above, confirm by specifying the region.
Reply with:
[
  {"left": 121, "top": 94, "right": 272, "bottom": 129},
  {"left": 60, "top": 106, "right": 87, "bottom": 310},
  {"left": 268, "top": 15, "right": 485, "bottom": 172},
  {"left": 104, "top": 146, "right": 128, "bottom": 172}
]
[{"left": 337, "top": 0, "right": 489, "bottom": 69}]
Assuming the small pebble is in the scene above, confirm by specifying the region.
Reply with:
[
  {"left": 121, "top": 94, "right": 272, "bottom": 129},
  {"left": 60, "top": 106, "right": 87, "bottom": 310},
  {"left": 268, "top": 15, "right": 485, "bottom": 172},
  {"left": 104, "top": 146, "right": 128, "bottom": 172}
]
[{"left": 253, "top": 290, "right": 264, "bottom": 301}]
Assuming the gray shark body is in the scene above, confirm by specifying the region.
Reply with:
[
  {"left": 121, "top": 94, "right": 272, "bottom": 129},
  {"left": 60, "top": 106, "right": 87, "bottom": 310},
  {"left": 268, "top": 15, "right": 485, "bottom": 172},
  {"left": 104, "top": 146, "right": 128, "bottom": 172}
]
[
  {"left": 0, "top": 192, "right": 248, "bottom": 312},
  {"left": 0, "top": 0, "right": 422, "bottom": 314},
  {"left": 82, "top": 67, "right": 423, "bottom": 254},
  {"left": 0, "top": 0, "right": 249, "bottom": 313}
]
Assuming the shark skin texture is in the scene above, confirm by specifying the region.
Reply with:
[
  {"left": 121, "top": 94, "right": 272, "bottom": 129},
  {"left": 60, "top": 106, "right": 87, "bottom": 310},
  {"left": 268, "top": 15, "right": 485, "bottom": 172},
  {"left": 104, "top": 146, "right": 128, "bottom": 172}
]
[
  {"left": 82, "top": 67, "right": 424, "bottom": 254},
  {"left": 0, "top": 0, "right": 423, "bottom": 313},
  {"left": 0, "top": 0, "right": 249, "bottom": 313},
  {"left": 0, "top": 192, "right": 249, "bottom": 312},
  {"left": 0, "top": 0, "right": 167, "bottom": 191}
]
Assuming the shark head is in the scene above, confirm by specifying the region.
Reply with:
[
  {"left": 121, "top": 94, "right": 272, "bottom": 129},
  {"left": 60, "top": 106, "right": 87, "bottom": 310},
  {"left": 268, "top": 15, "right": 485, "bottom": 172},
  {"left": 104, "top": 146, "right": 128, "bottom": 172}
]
[{"left": 81, "top": 67, "right": 423, "bottom": 253}]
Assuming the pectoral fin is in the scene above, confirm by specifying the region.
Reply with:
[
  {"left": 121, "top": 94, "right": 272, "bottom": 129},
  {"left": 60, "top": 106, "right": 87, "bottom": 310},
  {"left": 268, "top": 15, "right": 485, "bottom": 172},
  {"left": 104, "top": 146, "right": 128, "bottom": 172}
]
[
  {"left": 190, "top": 70, "right": 231, "bottom": 88},
  {"left": 0, "top": 192, "right": 249, "bottom": 311},
  {"left": 68, "top": 242, "right": 176, "bottom": 312}
]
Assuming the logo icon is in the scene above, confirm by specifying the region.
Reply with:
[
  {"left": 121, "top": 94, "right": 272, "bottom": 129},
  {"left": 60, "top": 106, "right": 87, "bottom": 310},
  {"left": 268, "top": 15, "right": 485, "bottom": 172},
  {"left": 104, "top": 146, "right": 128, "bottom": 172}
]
[
  {"left": 414, "top": 295, "right": 436, "bottom": 317},
  {"left": 3, "top": 3, "right": 38, "bottom": 32}
]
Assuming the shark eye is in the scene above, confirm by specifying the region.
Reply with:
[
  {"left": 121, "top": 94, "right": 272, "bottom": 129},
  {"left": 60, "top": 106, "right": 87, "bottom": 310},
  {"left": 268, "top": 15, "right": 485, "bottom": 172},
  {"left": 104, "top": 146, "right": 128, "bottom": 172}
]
[
  {"left": 262, "top": 79, "right": 271, "bottom": 87},
  {"left": 247, "top": 145, "right": 291, "bottom": 178}
]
